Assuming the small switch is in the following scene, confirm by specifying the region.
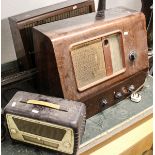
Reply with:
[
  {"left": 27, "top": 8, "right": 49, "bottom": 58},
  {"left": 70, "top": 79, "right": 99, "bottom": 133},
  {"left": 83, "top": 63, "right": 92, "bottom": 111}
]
[
  {"left": 122, "top": 87, "right": 128, "bottom": 94},
  {"left": 101, "top": 99, "right": 108, "bottom": 107},
  {"left": 37, "top": 137, "right": 41, "bottom": 141},
  {"left": 64, "top": 141, "right": 71, "bottom": 148},
  {"left": 10, "top": 128, "right": 17, "bottom": 134},
  {"left": 115, "top": 92, "right": 123, "bottom": 99}
]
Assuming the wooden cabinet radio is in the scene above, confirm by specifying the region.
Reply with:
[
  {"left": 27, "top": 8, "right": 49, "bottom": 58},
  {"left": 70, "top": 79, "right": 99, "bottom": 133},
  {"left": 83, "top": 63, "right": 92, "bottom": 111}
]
[{"left": 32, "top": 2, "right": 149, "bottom": 118}]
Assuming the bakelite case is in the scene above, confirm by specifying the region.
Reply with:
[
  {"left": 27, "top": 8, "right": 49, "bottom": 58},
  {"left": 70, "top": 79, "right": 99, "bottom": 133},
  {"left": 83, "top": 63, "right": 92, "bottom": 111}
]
[
  {"left": 9, "top": 0, "right": 95, "bottom": 70},
  {"left": 4, "top": 91, "right": 86, "bottom": 155},
  {"left": 33, "top": 7, "right": 149, "bottom": 118}
]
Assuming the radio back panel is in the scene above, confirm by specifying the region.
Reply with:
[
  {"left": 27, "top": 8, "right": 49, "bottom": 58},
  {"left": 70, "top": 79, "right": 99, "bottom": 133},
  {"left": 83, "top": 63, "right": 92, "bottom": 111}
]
[
  {"left": 4, "top": 91, "right": 86, "bottom": 154},
  {"left": 33, "top": 7, "right": 149, "bottom": 118},
  {"left": 9, "top": 0, "right": 95, "bottom": 70}
]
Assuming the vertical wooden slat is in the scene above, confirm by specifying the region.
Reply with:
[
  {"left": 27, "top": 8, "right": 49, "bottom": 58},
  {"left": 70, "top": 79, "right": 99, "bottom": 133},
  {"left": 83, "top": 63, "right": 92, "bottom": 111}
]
[{"left": 102, "top": 38, "right": 113, "bottom": 76}]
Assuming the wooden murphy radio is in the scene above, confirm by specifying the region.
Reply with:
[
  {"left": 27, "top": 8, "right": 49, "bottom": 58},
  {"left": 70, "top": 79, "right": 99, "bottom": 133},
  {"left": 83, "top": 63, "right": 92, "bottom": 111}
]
[
  {"left": 4, "top": 91, "right": 86, "bottom": 154},
  {"left": 9, "top": 0, "right": 95, "bottom": 70},
  {"left": 33, "top": 1, "right": 149, "bottom": 118}
]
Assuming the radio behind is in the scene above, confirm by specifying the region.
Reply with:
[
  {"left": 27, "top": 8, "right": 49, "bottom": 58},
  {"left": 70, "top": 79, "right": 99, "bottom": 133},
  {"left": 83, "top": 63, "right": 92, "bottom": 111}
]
[{"left": 9, "top": 0, "right": 95, "bottom": 70}]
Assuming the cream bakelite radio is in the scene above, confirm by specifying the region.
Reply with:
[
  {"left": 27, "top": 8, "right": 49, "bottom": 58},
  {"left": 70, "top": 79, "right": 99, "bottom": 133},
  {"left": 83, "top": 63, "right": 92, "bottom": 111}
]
[{"left": 4, "top": 91, "right": 86, "bottom": 154}]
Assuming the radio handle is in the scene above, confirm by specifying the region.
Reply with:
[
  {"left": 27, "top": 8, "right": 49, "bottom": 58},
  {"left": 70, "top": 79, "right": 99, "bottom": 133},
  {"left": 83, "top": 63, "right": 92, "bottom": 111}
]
[{"left": 27, "top": 100, "right": 67, "bottom": 112}]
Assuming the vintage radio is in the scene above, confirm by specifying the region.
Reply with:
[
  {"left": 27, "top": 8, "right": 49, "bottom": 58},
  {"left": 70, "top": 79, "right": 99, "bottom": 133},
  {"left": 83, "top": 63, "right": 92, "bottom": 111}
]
[
  {"left": 33, "top": 2, "right": 149, "bottom": 117},
  {"left": 9, "top": 0, "right": 95, "bottom": 70},
  {"left": 4, "top": 91, "right": 86, "bottom": 154}
]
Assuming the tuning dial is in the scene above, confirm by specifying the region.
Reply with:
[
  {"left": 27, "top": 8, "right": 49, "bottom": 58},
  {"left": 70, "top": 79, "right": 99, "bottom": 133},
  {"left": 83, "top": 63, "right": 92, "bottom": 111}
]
[
  {"left": 101, "top": 99, "right": 108, "bottom": 107},
  {"left": 128, "top": 85, "right": 135, "bottom": 92},
  {"left": 64, "top": 141, "right": 71, "bottom": 148},
  {"left": 37, "top": 137, "right": 41, "bottom": 141},
  {"left": 129, "top": 51, "right": 137, "bottom": 61},
  {"left": 10, "top": 128, "right": 17, "bottom": 134},
  {"left": 115, "top": 92, "right": 123, "bottom": 99}
]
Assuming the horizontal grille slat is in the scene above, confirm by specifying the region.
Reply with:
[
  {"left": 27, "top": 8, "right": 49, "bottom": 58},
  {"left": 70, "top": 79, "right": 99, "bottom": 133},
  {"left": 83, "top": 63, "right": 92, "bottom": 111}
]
[{"left": 13, "top": 117, "right": 66, "bottom": 141}]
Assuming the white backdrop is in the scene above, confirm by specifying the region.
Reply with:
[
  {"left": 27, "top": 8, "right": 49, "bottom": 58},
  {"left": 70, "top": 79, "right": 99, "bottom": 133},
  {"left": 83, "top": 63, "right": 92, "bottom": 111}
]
[{"left": 1, "top": 0, "right": 141, "bottom": 64}]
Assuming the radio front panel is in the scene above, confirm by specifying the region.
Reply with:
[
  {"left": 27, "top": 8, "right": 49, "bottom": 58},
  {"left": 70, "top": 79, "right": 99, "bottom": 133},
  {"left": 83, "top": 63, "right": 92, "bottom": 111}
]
[
  {"left": 51, "top": 13, "right": 148, "bottom": 102},
  {"left": 6, "top": 114, "right": 74, "bottom": 154},
  {"left": 70, "top": 32, "right": 125, "bottom": 91}
]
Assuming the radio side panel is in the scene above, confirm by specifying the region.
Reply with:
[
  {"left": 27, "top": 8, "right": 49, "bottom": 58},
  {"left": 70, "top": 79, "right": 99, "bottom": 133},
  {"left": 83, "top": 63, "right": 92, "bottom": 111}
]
[{"left": 33, "top": 29, "right": 63, "bottom": 97}]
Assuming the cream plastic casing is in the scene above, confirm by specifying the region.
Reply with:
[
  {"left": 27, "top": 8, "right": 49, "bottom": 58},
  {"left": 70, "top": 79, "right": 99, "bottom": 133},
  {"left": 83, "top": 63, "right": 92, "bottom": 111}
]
[{"left": 6, "top": 114, "right": 74, "bottom": 154}]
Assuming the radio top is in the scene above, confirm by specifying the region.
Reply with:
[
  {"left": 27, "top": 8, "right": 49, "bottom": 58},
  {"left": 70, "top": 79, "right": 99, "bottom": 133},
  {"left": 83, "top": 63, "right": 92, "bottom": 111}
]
[{"left": 4, "top": 91, "right": 86, "bottom": 130}]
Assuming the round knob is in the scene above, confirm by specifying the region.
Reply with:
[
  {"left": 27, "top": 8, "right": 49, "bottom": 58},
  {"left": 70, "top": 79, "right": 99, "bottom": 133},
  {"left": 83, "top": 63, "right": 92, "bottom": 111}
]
[
  {"left": 115, "top": 92, "right": 123, "bottom": 99},
  {"left": 129, "top": 51, "right": 137, "bottom": 61},
  {"left": 128, "top": 85, "right": 135, "bottom": 92},
  {"left": 37, "top": 137, "right": 41, "bottom": 141},
  {"left": 101, "top": 99, "right": 108, "bottom": 106},
  {"left": 10, "top": 128, "right": 17, "bottom": 134},
  {"left": 64, "top": 142, "right": 71, "bottom": 148},
  {"left": 122, "top": 87, "right": 128, "bottom": 94}
]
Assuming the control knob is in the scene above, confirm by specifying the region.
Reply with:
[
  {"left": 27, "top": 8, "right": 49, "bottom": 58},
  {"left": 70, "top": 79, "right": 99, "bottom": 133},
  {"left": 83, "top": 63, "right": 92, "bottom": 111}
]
[
  {"left": 115, "top": 92, "right": 123, "bottom": 99},
  {"left": 128, "top": 85, "right": 135, "bottom": 92},
  {"left": 129, "top": 51, "right": 137, "bottom": 61}
]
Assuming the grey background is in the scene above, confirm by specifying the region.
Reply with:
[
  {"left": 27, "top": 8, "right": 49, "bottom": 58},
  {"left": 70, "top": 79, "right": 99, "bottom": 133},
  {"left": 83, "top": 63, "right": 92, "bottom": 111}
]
[{"left": 1, "top": 0, "right": 142, "bottom": 64}]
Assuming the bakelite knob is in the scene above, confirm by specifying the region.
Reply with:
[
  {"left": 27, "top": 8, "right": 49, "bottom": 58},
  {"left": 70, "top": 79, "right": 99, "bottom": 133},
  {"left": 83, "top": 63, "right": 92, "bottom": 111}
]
[
  {"left": 37, "top": 137, "right": 41, "bottom": 141},
  {"left": 64, "top": 141, "right": 71, "bottom": 148},
  {"left": 10, "top": 128, "right": 17, "bottom": 134},
  {"left": 129, "top": 51, "right": 137, "bottom": 61},
  {"left": 115, "top": 92, "right": 123, "bottom": 99},
  {"left": 101, "top": 99, "right": 108, "bottom": 106},
  {"left": 128, "top": 85, "right": 135, "bottom": 92}
]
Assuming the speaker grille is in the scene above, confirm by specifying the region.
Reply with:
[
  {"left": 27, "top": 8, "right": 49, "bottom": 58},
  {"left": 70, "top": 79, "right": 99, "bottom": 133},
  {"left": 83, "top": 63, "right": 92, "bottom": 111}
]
[
  {"left": 13, "top": 117, "right": 66, "bottom": 141},
  {"left": 71, "top": 38, "right": 106, "bottom": 91},
  {"left": 71, "top": 33, "right": 124, "bottom": 91}
]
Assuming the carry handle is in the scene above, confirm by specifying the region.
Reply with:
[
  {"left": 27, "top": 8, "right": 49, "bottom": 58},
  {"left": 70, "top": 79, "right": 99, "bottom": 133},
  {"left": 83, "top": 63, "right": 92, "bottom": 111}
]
[{"left": 26, "top": 100, "right": 67, "bottom": 112}]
